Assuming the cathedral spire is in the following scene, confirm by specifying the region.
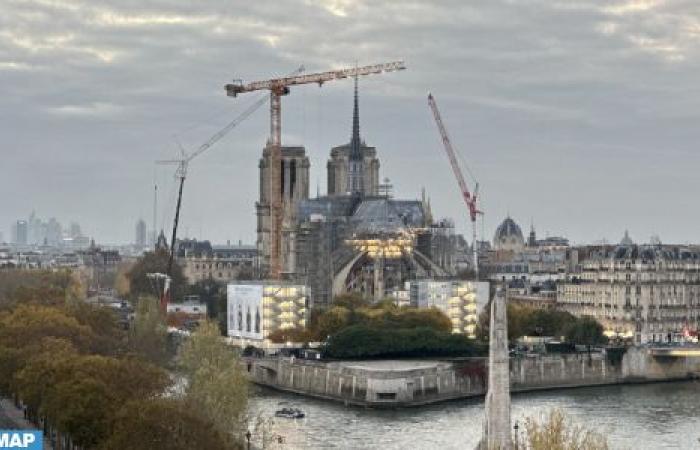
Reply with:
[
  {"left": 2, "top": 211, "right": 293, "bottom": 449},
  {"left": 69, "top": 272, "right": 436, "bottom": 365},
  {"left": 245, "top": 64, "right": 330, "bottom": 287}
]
[{"left": 349, "top": 74, "right": 362, "bottom": 161}]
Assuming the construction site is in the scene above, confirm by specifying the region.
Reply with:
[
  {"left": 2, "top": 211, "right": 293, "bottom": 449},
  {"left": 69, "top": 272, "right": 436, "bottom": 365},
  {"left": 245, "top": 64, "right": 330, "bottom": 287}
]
[{"left": 154, "top": 61, "right": 487, "bottom": 342}]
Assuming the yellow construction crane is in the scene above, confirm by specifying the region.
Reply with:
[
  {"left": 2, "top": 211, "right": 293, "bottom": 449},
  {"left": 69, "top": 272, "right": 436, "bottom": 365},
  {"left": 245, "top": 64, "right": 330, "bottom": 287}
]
[{"left": 225, "top": 61, "right": 406, "bottom": 279}]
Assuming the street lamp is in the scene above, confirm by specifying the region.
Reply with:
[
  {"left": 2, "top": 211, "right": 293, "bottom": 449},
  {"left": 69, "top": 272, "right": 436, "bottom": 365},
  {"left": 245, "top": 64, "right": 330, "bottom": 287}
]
[
  {"left": 513, "top": 421, "right": 519, "bottom": 450},
  {"left": 245, "top": 430, "right": 251, "bottom": 450}
]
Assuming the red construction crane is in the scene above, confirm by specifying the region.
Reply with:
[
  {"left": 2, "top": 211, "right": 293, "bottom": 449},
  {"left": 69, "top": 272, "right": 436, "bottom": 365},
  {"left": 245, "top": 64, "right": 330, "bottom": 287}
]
[
  {"left": 427, "top": 93, "right": 482, "bottom": 279},
  {"left": 225, "top": 61, "right": 406, "bottom": 279}
]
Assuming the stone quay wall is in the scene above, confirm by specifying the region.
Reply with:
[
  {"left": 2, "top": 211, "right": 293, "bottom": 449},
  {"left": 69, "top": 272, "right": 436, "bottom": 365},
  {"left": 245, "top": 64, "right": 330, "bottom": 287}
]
[{"left": 245, "top": 349, "right": 700, "bottom": 407}]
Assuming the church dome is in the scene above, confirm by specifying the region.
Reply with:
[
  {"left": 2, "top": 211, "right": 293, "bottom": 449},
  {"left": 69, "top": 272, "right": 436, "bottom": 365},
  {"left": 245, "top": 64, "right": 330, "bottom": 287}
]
[
  {"left": 620, "top": 230, "right": 634, "bottom": 246},
  {"left": 493, "top": 217, "right": 525, "bottom": 251}
]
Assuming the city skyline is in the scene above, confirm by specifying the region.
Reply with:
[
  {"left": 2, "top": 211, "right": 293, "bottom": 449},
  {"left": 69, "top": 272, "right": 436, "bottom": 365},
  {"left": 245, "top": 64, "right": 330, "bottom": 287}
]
[{"left": 4, "top": 1, "right": 700, "bottom": 245}]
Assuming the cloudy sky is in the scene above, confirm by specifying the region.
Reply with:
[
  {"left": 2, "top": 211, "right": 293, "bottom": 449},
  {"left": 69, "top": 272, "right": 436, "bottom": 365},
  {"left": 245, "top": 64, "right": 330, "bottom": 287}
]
[{"left": 3, "top": 0, "right": 700, "bottom": 246}]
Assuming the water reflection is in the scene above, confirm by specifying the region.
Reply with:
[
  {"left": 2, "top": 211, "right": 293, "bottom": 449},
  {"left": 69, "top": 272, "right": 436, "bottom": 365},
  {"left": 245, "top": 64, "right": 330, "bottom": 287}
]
[{"left": 248, "top": 381, "right": 700, "bottom": 449}]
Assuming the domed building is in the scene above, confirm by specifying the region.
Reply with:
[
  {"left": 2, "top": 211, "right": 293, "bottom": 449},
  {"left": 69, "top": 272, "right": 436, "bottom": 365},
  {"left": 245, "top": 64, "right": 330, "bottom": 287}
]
[{"left": 493, "top": 217, "right": 525, "bottom": 252}]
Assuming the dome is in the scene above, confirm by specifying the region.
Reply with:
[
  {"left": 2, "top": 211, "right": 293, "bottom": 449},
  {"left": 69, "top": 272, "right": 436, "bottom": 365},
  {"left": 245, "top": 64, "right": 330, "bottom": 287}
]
[
  {"left": 620, "top": 230, "right": 634, "bottom": 246},
  {"left": 493, "top": 217, "right": 525, "bottom": 251}
]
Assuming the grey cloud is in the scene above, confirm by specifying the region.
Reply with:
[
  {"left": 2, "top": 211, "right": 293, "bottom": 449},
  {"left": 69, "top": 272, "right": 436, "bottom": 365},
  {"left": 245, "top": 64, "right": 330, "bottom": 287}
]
[{"left": 2, "top": 0, "right": 700, "bottom": 245}]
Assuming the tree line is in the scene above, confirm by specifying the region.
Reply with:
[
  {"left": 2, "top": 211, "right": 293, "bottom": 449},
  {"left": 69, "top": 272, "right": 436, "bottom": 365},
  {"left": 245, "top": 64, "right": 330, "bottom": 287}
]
[{"left": 0, "top": 270, "right": 250, "bottom": 450}]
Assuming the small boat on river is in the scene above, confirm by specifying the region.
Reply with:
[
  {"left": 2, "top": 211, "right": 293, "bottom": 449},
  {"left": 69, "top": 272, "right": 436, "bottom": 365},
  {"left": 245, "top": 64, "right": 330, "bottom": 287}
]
[{"left": 274, "top": 407, "right": 305, "bottom": 419}]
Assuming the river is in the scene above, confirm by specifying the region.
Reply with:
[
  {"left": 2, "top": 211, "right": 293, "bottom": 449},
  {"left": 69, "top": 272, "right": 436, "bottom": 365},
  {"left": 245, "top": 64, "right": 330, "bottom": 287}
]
[{"left": 248, "top": 380, "right": 700, "bottom": 449}]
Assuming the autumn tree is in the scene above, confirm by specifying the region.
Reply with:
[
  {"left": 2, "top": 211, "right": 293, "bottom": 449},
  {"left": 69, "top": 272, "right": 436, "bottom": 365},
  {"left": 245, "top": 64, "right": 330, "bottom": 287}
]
[
  {"left": 101, "top": 398, "right": 232, "bottom": 450},
  {"left": 180, "top": 321, "right": 248, "bottom": 447},
  {"left": 522, "top": 409, "right": 609, "bottom": 450},
  {"left": 128, "top": 296, "right": 170, "bottom": 366}
]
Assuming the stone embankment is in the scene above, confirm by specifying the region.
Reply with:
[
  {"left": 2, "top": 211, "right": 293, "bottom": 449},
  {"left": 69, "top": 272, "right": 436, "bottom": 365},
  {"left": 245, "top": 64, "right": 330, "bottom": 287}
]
[{"left": 244, "top": 347, "right": 700, "bottom": 407}]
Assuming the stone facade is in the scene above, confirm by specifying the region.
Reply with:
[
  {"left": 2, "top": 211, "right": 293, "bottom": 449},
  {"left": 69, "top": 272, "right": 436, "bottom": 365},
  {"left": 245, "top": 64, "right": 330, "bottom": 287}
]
[
  {"left": 256, "top": 145, "right": 310, "bottom": 277},
  {"left": 557, "top": 244, "right": 700, "bottom": 344}
]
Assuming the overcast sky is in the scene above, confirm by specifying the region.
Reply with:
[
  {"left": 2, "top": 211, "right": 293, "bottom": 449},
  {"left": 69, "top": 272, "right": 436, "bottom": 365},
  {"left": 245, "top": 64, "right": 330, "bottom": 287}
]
[{"left": 3, "top": 0, "right": 700, "bottom": 246}]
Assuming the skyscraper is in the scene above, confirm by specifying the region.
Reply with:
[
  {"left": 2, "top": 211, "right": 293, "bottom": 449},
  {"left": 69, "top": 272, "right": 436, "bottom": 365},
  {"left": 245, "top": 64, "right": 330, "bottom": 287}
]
[
  {"left": 135, "top": 219, "right": 147, "bottom": 247},
  {"left": 15, "top": 220, "right": 28, "bottom": 245}
]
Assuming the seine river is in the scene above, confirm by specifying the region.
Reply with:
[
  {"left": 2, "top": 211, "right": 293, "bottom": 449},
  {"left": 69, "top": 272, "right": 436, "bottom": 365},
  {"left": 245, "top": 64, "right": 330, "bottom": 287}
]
[{"left": 249, "top": 380, "right": 700, "bottom": 449}]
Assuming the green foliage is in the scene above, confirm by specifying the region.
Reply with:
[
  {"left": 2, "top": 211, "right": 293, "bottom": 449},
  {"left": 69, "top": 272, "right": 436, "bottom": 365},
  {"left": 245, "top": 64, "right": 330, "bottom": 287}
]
[
  {"left": 180, "top": 321, "right": 248, "bottom": 446},
  {"left": 267, "top": 326, "right": 314, "bottom": 344},
  {"left": 0, "top": 269, "right": 75, "bottom": 309},
  {"left": 101, "top": 398, "right": 232, "bottom": 450},
  {"left": 308, "top": 294, "right": 453, "bottom": 344},
  {"left": 332, "top": 292, "right": 370, "bottom": 310},
  {"left": 478, "top": 303, "right": 606, "bottom": 345},
  {"left": 565, "top": 316, "right": 608, "bottom": 347},
  {"left": 523, "top": 409, "right": 609, "bottom": 450},
  {"left": 128, "top": 296, "right": 170, "bottom": 366},
  {"left": 323, "top": 325, "right": 486, "bottom": 359},
  {"left": 126, "top": 249, "right": 186, "bottom": 301}
]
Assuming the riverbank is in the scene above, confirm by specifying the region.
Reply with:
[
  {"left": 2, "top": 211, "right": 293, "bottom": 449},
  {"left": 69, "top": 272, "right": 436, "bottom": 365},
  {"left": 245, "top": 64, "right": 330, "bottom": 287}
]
[{"left": 245, "top": 347, "right": 700, "bottom": 407}]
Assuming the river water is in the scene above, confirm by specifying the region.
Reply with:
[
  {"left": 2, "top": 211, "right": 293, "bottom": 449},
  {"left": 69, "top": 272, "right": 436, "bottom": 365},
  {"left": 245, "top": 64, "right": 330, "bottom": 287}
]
[{"left": 248, "top": 380, "right": 700, "bottom": 449}]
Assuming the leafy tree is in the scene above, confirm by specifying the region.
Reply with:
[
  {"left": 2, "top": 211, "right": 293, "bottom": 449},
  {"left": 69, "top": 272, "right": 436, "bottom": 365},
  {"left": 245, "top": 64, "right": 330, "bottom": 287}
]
[
  {"left": 312, "top": 306, "right": 351, "bottom": 340},
  {"left": 187, "top": 278, "right": 224, "bottom": 320},
  {"left": 332, "top": 292, "right": 370, "bottom": 310},
  {"left": 128, "top": 296, "right": 170, "bottom": 366},
  {"left": 565, "top": 317, "right": 608, "bottom": 351},
  {"left": 0, "top": 270, "right": 74, "bottom": 309},
  {"left": 126, "top": 249, "right": 186, "bottom": 301},
  {"left": 180, "top": 321, "right": 248, "bottom": 447},
  {"left": 522, "top": 409, "right": 609, "bottom": 450},
  {"left": 323, "top": 325, "right": 486, "bottom": 359},
  {"left": 267, "top": 326, "right": 313, "bottom": 344},
  {"left": 64, "top": 301, "right": 126, "bottom": 356},
  {"left": 101, "top": 398, "right": 232, "bottom": 450}
]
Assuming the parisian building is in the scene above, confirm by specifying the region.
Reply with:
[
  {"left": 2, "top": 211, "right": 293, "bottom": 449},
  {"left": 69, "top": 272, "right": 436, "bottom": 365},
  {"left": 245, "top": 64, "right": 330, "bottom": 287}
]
[
  {"left": 557, "top": 234, "right": 700, "bottom": 344},
  {"left": 177, "top": 239, "right": 257, "bottom": 284}
]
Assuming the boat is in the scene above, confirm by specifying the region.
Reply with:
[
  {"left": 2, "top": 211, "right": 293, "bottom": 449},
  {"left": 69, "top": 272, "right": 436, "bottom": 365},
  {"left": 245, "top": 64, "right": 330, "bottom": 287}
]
[{"left": 274, "top": 407, "right": 305, "bottom": 419}]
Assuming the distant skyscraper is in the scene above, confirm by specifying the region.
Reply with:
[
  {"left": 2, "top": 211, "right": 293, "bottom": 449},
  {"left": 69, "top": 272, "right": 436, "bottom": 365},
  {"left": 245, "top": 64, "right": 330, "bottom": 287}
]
[
  {"left": 135, "top": 219, "right": 147, "bottom": 247},
  {"left": 69, "top": 222, "right": 82, "bottom": 238},
  {"left": 15, "top": 220, "right": 28, "bottom": 245}
]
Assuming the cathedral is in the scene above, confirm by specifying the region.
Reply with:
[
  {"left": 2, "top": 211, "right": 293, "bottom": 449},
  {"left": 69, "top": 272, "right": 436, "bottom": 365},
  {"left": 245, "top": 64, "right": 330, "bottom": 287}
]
[{"left": 255, "top": 78, "right": 458, "bottom": 308}]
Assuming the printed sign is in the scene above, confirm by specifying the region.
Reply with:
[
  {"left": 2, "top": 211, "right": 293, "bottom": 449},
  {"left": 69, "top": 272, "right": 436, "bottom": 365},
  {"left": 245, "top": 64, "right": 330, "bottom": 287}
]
[{"left": 0, "top": 430, "right": 42, "bottom": 449}]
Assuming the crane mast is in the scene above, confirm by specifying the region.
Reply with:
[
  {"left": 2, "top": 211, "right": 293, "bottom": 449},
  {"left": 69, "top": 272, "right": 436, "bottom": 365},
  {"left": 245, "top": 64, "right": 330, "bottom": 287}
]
[
  {"left": 225, "top": 61, "right": 406, "bottom": 279},
  {"left": 427, "top": 93, "right": 481, "bottom": 280}
]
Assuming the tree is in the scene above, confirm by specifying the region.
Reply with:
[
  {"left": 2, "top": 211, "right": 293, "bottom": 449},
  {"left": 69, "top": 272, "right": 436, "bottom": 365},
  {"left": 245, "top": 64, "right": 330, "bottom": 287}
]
[
  {"left": 332, "top": 292, "right": 369, "bottom": 310},
  {"left": 179, "top": 321, "right": 248, "bottom": 447},
  {"left": 128, "top": 296, "right": 170, "bottom": 366},
  {"left": 101, "top": 398, "right": 232, "bottom": 450},
  {"left": 187, "top": 278, "right": 224, "bottom": 320},
  {"left": 565, "top": 316, "right": 608, "bottom": 351},
  {"left": 522, "top": 409, "right": 609, "bottom": 450},
  {"left": 312, "top": 306, "right": 351, "bottom": 340},
  {"left": 267, "top": 326, "right": 313, "bottom": 344},
  {"left": 126, "top": 249, "right": 186, "bottom": 301}
]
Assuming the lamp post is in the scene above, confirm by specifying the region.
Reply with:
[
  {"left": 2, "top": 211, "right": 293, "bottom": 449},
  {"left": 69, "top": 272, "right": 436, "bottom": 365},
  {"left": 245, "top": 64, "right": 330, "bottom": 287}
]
[
  {"left": 513, "top": 421, "right": 519, "bottom": 450},
  {"left": 245, "top": 430, "right": 251, "bottom": 450}
]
